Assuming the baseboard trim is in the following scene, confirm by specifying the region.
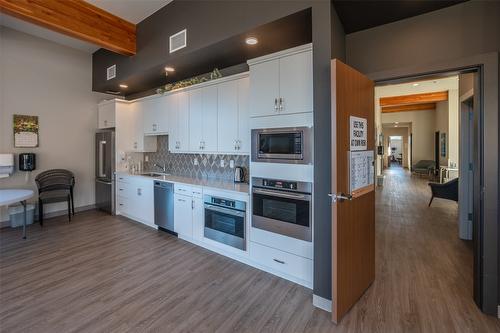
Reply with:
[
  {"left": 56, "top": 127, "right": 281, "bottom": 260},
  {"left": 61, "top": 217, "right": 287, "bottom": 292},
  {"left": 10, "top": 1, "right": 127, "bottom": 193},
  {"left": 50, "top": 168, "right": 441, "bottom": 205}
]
[
  {"left": 313, "top": 294, "right": 332, "bottom": 312},
  {"left": 0, "top": 204, "right": 96, "bottom": 228}
]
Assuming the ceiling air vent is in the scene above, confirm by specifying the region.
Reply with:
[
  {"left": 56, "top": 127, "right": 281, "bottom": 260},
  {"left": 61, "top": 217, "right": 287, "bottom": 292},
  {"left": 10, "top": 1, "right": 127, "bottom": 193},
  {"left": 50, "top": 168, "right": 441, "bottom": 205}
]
[
  {"left": 107, "top": 64, "right": 116, "bottom": 80},
  {"left": 169, "top": 29, "right": 187, "bottom": 53}
]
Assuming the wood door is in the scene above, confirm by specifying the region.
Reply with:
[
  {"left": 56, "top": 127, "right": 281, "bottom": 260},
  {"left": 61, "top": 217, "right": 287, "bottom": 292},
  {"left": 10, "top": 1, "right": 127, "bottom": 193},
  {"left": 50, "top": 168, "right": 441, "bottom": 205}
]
[{"left": 331, "top": 60, "right": 375, "bottom": 323}]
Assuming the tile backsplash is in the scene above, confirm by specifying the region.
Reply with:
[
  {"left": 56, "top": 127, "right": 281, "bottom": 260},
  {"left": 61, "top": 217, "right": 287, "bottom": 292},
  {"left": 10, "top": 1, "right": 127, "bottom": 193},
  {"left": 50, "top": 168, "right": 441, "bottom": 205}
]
[{"left": 144, "top": 136, "right": 249, "bottom": 182}]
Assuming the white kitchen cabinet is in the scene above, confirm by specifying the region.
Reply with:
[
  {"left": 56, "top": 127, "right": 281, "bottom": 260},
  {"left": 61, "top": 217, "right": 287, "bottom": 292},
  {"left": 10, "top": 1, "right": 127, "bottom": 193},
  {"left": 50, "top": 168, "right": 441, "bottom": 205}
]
[
  {"left": 174, "top": 193, "right": 193, "bottom": 238},
  {"left": 217, "top": 77, "right": 250, "bottom": 154},
  {"left": 189, "top": 88, "right": 203, "bottom": 152},
  {"left": 98, "top": 100, "right": 116, "bottom": 128},
  {"left": 279, "top": 50, "right": 313, "bottom": 115},
  {"left": 237, "top": 77, "right": 250, "bottom": 153},
  {"left": 142, "top": 96, "right": 169, "bottom": 135},
  {"left": 128, "top": 102, "right": 157, "bottom": 152},
  {"left": 192, "top": 196, "right": 204, "bottom": 241},
  {"left": 189, "top": 85, "right": 218, "bottom": 152},
  {"left": 116, "top": 176, "right": 154, "bottom": 228},
  {"left": 217, "top": 80, "right": 238, "bottom": 152},
  {"left": 248, "top": 59, "right": 280, "bottom": 118},
  {"left": 248, "top": 44, "right": 312, "bottom": 117},
  {"left": 169, "top": 91, "right": 190, "bottom": 152}
]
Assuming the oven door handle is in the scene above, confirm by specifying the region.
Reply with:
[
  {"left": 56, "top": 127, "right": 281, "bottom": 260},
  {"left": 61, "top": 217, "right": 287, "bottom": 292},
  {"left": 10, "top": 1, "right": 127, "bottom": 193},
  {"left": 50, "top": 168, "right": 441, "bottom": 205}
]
[
  {"left": 205, "top": 204, "right": 246, "bottom": 217},
  {"left": 252, "top": 188, "right": 311, "bottom": 201}
]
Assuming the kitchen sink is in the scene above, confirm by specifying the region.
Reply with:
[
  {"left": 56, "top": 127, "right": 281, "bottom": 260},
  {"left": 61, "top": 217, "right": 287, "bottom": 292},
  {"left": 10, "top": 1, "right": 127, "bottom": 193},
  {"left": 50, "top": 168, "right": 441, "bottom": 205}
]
[{"left": 140, "top": 172, "right": 171, "bottom": 178}]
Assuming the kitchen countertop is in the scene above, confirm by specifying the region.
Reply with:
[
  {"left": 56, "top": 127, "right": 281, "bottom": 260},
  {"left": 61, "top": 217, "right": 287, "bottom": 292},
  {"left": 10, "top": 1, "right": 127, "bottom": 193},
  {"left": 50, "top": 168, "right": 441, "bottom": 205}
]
[{"left": 116, "top": 172, "right": 249, "bottom": 195}]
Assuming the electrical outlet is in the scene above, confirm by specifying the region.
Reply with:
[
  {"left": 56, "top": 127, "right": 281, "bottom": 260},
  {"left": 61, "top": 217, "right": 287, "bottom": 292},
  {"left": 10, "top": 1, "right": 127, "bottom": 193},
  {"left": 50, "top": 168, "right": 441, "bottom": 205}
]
[
  {"left": 144, "top": 155, "right": 149, "bottom": 162},
  {"left": 229, "top": 160, "right": 235, "bottom": 168},
  {"left": 193, "top": 157, "right": 198, "bottom": 166},
  {"left": 220, "top": 159, "right": 225, "bottom": 168}
]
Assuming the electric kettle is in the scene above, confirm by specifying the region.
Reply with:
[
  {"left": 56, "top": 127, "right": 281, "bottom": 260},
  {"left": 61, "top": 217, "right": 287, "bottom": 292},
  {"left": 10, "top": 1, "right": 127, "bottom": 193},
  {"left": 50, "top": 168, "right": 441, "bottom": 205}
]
[{"left": 234, "top": 167, "right": 245, "bottom": 183}]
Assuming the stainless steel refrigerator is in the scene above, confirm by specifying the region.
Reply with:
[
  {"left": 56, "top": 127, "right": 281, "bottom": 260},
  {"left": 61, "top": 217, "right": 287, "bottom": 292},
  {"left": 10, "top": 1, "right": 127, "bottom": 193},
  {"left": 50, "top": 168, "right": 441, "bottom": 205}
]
[{"left": 95, "top": 130, "right": 115, "bottom": 214}]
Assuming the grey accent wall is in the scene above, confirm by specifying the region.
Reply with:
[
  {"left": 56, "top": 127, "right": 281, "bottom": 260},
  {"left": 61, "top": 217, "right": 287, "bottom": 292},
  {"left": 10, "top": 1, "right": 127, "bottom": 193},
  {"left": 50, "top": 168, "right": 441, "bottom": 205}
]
[
  {"left": 143, "top": 136, "right": 249, "bottom": 182},
  {"left": 331, "top": 6, "right": 346, "bottom": 62},
  {"left": 345, "top": 0, "right": 499, "bottom": 314},
  {"left": 346, "top": 1, "right": 500, "bottom": 74},
  {"left": 91, "top": 0, "right": 334, "bottom": 300}
]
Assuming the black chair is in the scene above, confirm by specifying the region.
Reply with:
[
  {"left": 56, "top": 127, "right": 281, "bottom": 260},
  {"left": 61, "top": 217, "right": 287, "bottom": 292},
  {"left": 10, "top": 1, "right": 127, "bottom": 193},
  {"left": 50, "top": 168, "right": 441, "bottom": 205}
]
[
  {"left": 428, "top": 178, "right": 458, "bottom": 206},
  {"left": 35, "top": 169, "right": 75, "bottom": 225}
]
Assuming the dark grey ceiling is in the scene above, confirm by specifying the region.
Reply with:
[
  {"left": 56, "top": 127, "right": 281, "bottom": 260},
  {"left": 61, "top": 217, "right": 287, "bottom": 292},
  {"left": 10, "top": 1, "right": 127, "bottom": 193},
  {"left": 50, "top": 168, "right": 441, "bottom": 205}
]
[{"left": 333, "top": 0, "right": 469, "bottom": 34}]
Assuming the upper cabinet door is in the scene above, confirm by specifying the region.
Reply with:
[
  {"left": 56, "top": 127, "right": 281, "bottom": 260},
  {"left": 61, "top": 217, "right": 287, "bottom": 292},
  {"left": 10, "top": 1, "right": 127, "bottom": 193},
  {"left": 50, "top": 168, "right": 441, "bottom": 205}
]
[
  {"left": 98, "top": 101, "right": 116, "bottom": 128},
  {"left": 218, "top": 80, "right": 239, "bottom": 153},
  {"left": 237, "top": 77, "right": 250, "bottom": 153},
  {"left": 157, "top": 94, "right": 171, "bottom": 134},
  {"left": 202, "top": 85, "right": 218, "bottom": 152},
  {"left": 177, "top": 91, "right": 190, "bottom": 152},
  {"left": 142, "top": 98, "right": 158, "bottom": 135},
  {"left": 189, "top": 88, "right": 203, "bottom": 152},
  {"left": 249, "top": 59, "right": 280, "bottom": 117},
  {"left": 278, "top": 50, "right": 313, "bottom": 114}
]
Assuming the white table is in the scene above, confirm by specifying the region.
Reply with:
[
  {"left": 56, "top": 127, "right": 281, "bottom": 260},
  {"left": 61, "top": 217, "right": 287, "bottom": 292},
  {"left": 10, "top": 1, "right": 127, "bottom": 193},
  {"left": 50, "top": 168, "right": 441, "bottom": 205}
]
[{"left": 0, "top": 189, "right": 34, "bottom": 239}]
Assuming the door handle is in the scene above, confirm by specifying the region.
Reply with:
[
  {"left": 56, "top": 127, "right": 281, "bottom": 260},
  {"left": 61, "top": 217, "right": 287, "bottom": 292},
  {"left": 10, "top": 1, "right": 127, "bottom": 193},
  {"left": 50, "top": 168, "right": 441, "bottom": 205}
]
[
  {"left": 274, "top": 98, "right": 278, "bottom": 111},
  {"left": 328, "top": 193, "right": 353, "bottom": 203},
  {"left": 279, "top": 97, "right": 283, "bottom": 111}
]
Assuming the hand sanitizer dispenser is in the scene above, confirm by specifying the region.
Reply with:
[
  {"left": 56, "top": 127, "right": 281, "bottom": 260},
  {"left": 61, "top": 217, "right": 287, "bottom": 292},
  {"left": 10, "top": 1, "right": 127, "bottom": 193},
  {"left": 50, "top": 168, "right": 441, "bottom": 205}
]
[{"left": 0, "top": 154, "right": 14, "bottom": 178}]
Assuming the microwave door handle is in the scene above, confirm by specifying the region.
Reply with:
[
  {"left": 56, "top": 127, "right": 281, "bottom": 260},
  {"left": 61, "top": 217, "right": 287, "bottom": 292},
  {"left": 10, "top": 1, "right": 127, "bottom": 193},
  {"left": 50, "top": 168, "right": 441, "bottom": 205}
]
[
  {"left": 252, "top": 188, "right": 310, "bottom": 201},
  {"left": 205, "top": 204, "right": 245, "bottom": 217}
]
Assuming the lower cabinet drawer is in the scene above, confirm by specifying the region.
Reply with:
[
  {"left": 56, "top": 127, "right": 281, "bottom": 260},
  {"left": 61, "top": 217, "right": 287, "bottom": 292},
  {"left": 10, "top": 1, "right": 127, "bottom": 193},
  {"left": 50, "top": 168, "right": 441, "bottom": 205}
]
[
  {"left": 250, "top": 241, "right": 312, "bottom": 283},
  {"left": 116, "top": 181, "right": 134, "bottom": 198},
  {"left": 175, "top": 184, "right": 193, "bottom": 196},
  {"left": 116, "top": 195, "right": 130, "bottom": 214}
]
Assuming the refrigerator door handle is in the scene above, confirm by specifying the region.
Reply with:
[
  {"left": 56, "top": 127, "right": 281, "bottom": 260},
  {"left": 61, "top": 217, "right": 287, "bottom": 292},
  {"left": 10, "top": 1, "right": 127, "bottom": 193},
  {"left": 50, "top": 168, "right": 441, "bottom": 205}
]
[{"left": 99, "top": 140, "right": 106, "bottom": 178}]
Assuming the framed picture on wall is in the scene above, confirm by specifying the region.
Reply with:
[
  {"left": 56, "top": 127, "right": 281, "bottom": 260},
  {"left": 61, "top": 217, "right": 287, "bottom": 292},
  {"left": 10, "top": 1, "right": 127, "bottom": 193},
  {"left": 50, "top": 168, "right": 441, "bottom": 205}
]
[
  {"left": 440, "top": 132, "right": 446, "bottom": 158},
  {"left": 13, "top": 114, "right": 39, "bottom": 148}
]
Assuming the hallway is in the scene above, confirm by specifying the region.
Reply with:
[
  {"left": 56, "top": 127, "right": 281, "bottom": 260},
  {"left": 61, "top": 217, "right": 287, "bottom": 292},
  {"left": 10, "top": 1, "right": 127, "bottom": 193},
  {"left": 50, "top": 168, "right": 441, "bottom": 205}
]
[{"left": 361, "top": 167, "right": 499, "bottom": 331}]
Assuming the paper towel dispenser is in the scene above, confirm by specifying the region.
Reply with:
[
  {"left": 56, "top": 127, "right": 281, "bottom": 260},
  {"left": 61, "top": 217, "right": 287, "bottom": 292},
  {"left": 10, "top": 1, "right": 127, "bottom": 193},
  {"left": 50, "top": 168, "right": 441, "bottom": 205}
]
[
  {"left": 19, "top": 153, "right": 36, "bottom": 171},
  {"left": 0, "top": 153, "right": 14, "bottom": 178}
]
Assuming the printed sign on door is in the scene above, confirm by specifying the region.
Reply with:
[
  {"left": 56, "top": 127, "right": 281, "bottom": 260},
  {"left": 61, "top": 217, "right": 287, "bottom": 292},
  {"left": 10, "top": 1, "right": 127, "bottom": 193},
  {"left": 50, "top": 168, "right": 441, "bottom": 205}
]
[{"left": 350, "top": 116, "right": 367, "bottom": 151}]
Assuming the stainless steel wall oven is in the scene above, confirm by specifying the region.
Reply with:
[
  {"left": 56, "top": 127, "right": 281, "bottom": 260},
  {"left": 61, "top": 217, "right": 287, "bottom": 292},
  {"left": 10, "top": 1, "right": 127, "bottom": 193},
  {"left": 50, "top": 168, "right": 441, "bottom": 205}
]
[
  {"left": 204, "top": 195, "right": 246, "bottom": 250},
  {"left": 252, "top": 177, "right": 312, "bottom": 242}
]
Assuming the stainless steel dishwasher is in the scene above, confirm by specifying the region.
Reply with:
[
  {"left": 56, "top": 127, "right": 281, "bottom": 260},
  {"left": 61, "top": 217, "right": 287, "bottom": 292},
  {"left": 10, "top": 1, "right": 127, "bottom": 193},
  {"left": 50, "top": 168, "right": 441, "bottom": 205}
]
[{"left": 154, "top": 181, "right": 175, "bottom": 233}]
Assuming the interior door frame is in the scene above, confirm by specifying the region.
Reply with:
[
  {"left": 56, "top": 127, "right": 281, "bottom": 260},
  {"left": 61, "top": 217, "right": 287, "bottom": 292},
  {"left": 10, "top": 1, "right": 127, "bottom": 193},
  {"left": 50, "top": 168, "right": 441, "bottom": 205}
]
[{"left": 370, "top": 52, "right": 498, "bottom": 315}]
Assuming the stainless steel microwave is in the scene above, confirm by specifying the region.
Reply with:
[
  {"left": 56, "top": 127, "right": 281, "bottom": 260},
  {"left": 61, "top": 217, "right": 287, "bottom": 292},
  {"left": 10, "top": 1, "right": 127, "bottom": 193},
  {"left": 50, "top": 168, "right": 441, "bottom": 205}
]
[{"left": 251, "top": 127, "right": 312, "bottom": 164}]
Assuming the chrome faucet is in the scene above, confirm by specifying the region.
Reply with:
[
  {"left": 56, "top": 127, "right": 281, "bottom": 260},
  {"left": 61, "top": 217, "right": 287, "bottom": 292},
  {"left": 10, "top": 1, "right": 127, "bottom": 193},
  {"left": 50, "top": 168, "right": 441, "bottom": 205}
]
[{"left": 154, "top": 163, "right": 167, "bottom": 173}]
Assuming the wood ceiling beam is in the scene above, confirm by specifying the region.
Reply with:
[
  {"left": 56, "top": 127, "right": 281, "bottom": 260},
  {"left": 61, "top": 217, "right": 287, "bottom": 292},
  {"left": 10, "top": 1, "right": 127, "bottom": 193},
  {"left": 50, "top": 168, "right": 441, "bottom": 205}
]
[
  {"left": 380, "top": 91, "right": 448, "bottom": 107},
  {"left": 382, "top": 102, "right": 436, "bottom": 113},
  {"left": 0, "top": 0, "right": 136, "bottom": 56}
]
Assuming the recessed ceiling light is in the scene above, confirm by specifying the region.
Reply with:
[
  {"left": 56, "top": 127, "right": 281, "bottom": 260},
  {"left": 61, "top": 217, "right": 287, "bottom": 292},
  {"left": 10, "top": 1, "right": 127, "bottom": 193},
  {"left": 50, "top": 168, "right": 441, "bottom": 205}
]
[
  {"left": 245, "top": 37, "right": 258, "bottom": 45},
  {"left": 395, "top": 125, "right": 398, "bottom": 127},
  {"left": 413, "top": 83, "right": 419, "bottom": 87},
  {"left": 119, "top": 84, "right": 128, "bottom": 88},
  {"left": 164, "top": 66, "right": 175, "bottom": 72}
]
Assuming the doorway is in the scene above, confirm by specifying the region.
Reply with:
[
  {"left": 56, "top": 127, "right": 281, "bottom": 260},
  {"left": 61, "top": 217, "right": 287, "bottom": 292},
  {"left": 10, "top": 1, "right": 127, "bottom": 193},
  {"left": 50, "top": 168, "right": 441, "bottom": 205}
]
[{"left": 373, "top": 70, "right": 483, "bottom": 312}]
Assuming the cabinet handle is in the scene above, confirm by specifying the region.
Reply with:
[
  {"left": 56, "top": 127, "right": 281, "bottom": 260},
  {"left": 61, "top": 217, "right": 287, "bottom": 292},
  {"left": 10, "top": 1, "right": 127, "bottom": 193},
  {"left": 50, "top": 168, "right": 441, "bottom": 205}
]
[
  {"left": 191, "top": 200, "right": 195, "bottom": 209},
  {"left": 104, "top": 120, "right": 108, "bottom": 127},
  {"left": 152, "top": 124, "right": 157, "bottom": 131},
  {"left": 119, "top": 203, "right": 123, "bottom": 206},
  {"left": 178, "top": 198, "right": 186, "bottom": 202},
  {"left": 274, "top": 98, "right": 278, "bottom": 111},
  {"left": 137, "top": 188, "right": 142, "bottom": 196},
  {"left": 279, "top": 97, "right": 283, "bottom": 111},
  {"left": 273, "top": 258, "right": 285, "bottom": 264}
]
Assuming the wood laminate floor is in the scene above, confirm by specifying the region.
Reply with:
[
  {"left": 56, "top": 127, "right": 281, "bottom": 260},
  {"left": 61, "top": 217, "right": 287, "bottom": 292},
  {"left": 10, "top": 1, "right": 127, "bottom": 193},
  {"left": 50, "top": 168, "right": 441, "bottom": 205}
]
[{"left": 1, "top": 167, "right": 499, "bottom": 332}]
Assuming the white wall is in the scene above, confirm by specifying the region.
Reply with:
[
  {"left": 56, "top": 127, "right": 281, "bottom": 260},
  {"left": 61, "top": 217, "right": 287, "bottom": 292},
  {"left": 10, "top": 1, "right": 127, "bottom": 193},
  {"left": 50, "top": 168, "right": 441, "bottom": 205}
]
[
  {"left": 0, "top": 27, "right": 109, "bottom": 222},
  {"left": 382, "top": 110, "right": 436, "bottom": 165}
]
